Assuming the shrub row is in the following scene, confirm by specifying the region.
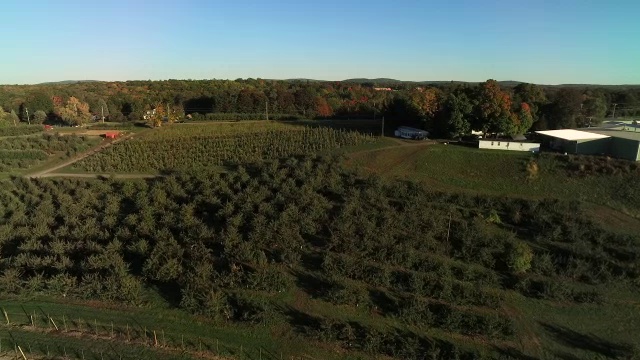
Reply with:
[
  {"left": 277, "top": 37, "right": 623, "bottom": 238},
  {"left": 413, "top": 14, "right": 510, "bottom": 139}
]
[
  {"left": 514, "top": 276, "right": 605, "bottom": 304},
  {"left": 188, "top": 113, "right": 304, "bottom": 121},
  {"left": 322, "top": 253, "right": 502, "bottom": 307},
  {"left": 395, "top": 296, "right": 514, "bottom": 339},
  {"left": 304, "top": 316, "right": 484, "bottom": 360}
]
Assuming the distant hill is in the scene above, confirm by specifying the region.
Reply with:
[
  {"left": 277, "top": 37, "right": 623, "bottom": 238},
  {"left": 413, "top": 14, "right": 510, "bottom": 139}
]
[
  {"left": 343, "top": 78, "right": 413, "bottom": 84},
  {"left": 283, "top": 78, "right": 325, "bottom": 83},
  {"left": 342, "top": 78, "right": 525, "bottom": 87},
  {"left": 17, "top": 78, "right": 639, "bottom": 88},
  {"left": 38, "top": 80, "right": 100, "bottom": 85}
]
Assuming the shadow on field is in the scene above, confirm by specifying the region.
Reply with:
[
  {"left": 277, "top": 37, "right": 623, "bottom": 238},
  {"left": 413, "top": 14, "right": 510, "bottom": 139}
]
[
  {"left": 540, "top": 322, "right": 634, "bottom": 358},
  {"left": 293, "top": 271, "right": 332, "bottom": 299},
  {"left": 284, "top": 306, "right": 322, "bottom": 335},
  {"left": 492, "top": 346, "right": 539, "bottom": 360}
]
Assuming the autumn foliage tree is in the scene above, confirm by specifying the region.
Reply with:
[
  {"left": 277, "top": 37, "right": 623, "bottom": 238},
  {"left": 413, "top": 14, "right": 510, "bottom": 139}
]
[
  {"left": 315, "top": 97, "right": 332, "bottom": 118},
  {"left": 145, "top": 103, "right": 181, "bottom": 128},
  {"left": 409, "top": 88, "right": 442, "bottom": 123},
  {"left": 56, "top": 97, "right": 92, "bottom": 126},
  {"left": 475, "top": 80, "right": 514, "bottom": 135}
]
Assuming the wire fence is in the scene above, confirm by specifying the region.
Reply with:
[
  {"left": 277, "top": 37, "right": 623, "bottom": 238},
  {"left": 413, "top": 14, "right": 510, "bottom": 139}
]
[{"left": 0, "top": 308, "right": 299, "bottom": 360}]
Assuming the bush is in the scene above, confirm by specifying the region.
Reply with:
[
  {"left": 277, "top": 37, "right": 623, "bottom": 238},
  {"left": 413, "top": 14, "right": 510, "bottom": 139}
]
[{"left": 506, "top": 241, "right": 534, "bottom": 274}]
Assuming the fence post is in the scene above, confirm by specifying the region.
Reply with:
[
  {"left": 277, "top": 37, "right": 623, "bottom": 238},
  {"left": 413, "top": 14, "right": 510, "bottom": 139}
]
[
  {"left": 2, "top": 308, "right": 9, "bottom": 325},
  {"left": 49, "top": 316, "right": 59, "bottom": 331},
  {"left": 17, "top": 345, "right": 27, "bottom": 360}
]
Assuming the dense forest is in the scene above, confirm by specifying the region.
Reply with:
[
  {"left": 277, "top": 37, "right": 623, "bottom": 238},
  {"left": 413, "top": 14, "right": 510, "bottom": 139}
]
[
  {"left": 1, "top": 79, "right": 639, "bottom": 137},
  {"left": 1, "top": 155, "right": 639, "bottom": 358}
]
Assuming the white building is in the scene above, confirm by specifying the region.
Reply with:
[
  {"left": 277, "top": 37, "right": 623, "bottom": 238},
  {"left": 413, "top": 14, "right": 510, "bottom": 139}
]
[
  {"left": 394, "top": 126, "right": 429, "bottom": 139},
  {"left": 478, "top": 139, "right": 540, "bottom": 152}
]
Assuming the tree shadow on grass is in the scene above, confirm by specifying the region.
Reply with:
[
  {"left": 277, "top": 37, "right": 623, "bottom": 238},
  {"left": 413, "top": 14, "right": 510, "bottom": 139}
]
[
  {"left": 540, "top": 322, "right": 634, "bottom": 359},
  {"left": 492, "top": 346, "right": 539, "bottom": 360},
  {"left": 292, "top": 270, "right": 332, "bottom": 299}
]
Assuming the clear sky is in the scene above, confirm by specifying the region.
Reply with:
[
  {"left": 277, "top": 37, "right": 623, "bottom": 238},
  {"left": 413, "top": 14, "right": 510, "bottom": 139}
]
[{"left": 1, "top": 0, "right": 639, "bottom": 85}]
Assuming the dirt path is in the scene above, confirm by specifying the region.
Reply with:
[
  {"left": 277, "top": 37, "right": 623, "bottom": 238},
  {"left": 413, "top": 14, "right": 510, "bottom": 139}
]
[{"left": 26, "top": 131, "right": 143, "bottom": 178}]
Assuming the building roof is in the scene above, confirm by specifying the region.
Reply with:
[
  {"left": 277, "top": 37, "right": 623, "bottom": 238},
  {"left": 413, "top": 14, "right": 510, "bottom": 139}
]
[
  {"left": 397, "top": 126, "right": 428, "bottom": 132},
  {"left": 581, "top": 128, "right": 640, "bottom": 141},
  {"left": 535, "top": 129, "right": 610, "bottom": 141}
]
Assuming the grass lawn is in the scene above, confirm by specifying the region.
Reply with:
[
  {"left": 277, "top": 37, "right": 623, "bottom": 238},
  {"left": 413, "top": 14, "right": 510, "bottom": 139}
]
[
  {"left": 0, "top": 296, "right": 367, "bottom": 360},
  {"left": 508, "top": 288, "right": 640, "bottom": 359},
  {"left": 329, "top": 136, "right": 399, "bottom": 155},
  {"left": 347, "top": 144, "right": 640, "bottom": 218}
]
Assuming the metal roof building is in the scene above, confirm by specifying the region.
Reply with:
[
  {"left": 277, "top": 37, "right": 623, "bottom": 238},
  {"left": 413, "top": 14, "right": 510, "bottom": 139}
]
[{"left": 535, "top": 129, "right": 640, "bottom": 161}]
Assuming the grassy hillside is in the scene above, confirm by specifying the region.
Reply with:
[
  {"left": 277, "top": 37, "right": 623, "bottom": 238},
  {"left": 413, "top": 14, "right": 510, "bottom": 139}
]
[
  {"left": 0, "top": 155, "right": 639, "bottom": 359},
  {"left": 347, "top": 144, "right": 640, "bottom": 217}
]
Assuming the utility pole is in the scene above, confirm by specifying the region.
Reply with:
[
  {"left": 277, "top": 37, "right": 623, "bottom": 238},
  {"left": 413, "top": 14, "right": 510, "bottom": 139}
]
[
  {"left": 265, "top": 99, "right": 269, "bottom": 121},
  {"left": 612, "top": 103, "right": 618, "bottom": 118},
  {"left": 25, "top": 108, "right": 30, "bottom": 125},
  {"left": 101, "top": 106, "right": 105, "bottom": 123},
  {"left": 373, "top": 101, "right": 376, "bottom": 122}
]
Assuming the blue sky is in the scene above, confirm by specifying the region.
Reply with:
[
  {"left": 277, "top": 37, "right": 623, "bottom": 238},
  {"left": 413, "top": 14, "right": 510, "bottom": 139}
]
[{"left": 1, "top": 0, "right": 638, "bottom": 84}]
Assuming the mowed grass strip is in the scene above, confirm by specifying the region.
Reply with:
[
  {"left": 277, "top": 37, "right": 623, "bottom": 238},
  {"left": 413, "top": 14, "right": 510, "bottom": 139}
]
[{"left": 0, "top": 298, "right": 363, "bottom": 360}]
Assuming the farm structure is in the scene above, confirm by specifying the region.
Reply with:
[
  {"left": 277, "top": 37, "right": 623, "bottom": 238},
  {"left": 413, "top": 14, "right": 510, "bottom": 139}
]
[
  {"left": 394, "top": 126, "right": 429, "bottom": 139},
  {"left": 478, "top": 139, "right": 540, "bottom": 152},
  {"left": 103, "top": 132, "right": 120, "bottom": 139},
  {"left": 536, "top": 129, "right": 640, "bottom": 161}
]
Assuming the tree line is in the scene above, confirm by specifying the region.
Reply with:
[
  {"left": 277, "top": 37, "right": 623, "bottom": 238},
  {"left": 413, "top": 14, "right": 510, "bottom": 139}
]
[{"left": 1, "top": 79, "right": 639, "bottom": 135}]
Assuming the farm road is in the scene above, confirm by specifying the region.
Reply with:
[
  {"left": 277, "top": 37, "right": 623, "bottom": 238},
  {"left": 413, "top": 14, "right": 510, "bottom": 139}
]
[{"left": 26, "top": 131, "right": 143, "bottom": 178}]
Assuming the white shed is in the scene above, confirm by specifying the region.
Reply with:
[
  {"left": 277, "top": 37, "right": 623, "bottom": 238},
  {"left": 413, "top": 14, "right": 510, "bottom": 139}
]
[{"left": 394, "top": 126, "right": 429, "bottom": 139}]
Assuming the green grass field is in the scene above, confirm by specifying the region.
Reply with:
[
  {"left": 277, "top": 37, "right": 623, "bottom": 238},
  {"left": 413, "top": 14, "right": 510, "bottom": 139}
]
[
  {"left": 347, "top": 144, "right": 640, "bottom": 217},
  {"left": 0, "top": 296, "right": 359, "bottom": 360}
]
